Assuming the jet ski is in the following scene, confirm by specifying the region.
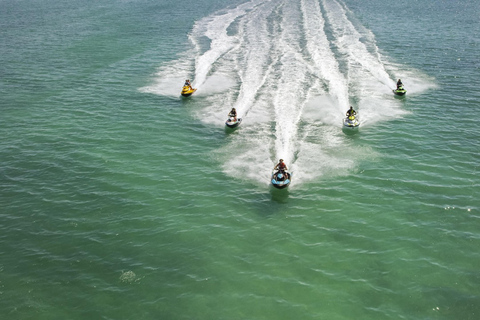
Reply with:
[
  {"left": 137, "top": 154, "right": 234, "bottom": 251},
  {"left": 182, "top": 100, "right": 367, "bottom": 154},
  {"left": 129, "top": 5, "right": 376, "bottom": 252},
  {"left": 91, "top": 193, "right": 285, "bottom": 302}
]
[
  {"left": 271, "top": 170, "right": 291, "bottom": 189},
  {"left": 343, "top": 114, "right": 360, "bottom": 129},
  {"left": 225, "top": 117, "right": 242, "bottom": 128},
  {"left": 181, "top": 85, "right": 197, "bottom": 97},
  {"left": 393, "top": 85, "right": 406, "bottom": 96}
]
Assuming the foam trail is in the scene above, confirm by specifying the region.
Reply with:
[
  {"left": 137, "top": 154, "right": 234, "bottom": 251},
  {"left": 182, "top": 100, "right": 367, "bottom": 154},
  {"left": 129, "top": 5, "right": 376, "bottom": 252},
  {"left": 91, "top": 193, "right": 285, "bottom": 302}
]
[
  {"left": 139, "top": 50, "right": 195, "bottom": 98},
  {"left": 142, "top": 0, "right": 433, "bottom": 186},
  {"left": 271, "top": 1, "right": 309, "bottom": 166},
  {"left": 301, "top": 0, "right": 348, "bottom": 115},
  {"left": 322, "top": 0, "right": 395, "bottom": 89},
  {"left": 233, "top": 1, "right": 277, "bottom": 118},
  {"left": 320, "top": 0, "right": 411, "bottom": 126},
  {"left": 190, "top": 0, "right": 263, "bottom": 89}
]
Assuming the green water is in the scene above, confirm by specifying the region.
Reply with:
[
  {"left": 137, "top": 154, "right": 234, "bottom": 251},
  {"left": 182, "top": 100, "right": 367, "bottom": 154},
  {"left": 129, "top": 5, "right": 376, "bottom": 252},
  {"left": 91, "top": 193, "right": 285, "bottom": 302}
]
[{"left": 1, "top": 0, "right": 479, "bottom": 319}]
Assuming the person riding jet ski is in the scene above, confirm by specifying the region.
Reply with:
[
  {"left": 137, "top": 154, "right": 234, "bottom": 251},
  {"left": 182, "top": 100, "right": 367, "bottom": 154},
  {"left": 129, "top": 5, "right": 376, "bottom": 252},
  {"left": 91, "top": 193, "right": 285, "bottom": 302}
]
[
  {"left": 274, "top": 159, "right": 288, "bottom": 173},
  {"left": 396, "top": 79, "right": 403, "bottom": 89},
  {"left": 346, "top": 106, "right": 357, "bottom": 117},
  {"left": 184, "top": 79, "right": 193, "bottom": 90},
  {"left": 228, "top": 108, "right": 237, "bottom": 121}
]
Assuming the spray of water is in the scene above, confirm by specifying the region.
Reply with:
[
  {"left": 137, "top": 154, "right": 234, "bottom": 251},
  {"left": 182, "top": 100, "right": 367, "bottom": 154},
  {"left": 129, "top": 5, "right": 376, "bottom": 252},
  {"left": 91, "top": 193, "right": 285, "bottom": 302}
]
[{"left": 142, "top": 0, "right": 434, "bottom": 186}]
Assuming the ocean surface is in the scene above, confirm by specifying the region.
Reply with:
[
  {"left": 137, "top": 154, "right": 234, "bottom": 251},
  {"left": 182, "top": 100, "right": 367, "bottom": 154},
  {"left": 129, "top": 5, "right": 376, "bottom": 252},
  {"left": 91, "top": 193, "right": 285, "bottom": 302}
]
[{"left": 1, "top": 0, "right": 479, "bottom": 319}]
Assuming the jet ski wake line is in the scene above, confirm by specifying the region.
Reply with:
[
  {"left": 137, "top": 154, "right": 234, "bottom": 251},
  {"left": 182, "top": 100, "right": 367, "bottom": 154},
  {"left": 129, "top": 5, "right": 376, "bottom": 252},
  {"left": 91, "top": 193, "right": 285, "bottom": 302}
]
[{"left": 142, "top": 0, "right": 434, "bottom": 188}]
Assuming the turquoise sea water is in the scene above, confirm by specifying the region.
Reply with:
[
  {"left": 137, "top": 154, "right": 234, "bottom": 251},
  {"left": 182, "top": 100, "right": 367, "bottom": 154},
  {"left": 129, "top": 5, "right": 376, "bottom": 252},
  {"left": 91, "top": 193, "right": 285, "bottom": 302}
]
[{"left": 1, "top": 0, "right": 479, "bottom": 319}]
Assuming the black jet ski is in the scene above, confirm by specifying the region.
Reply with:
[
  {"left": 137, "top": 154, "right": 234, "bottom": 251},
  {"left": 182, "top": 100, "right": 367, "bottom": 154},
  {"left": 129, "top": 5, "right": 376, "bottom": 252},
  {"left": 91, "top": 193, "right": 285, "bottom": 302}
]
[
  {"left": 271, "top": 170, "right": 291, "bottom": 189},
  {"left": 393, "top": 85, "right": 406, "bottom": 96},
  {"left": 225, "top": 117, "right": 242, "bottom": 128}
]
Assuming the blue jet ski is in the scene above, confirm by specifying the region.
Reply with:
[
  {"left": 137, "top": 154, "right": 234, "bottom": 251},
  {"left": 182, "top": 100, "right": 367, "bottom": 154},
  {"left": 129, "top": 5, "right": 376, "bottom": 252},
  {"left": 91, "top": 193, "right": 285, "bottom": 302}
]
[{"left": 271, "top": 170, "right": 291, "bottom": 189}]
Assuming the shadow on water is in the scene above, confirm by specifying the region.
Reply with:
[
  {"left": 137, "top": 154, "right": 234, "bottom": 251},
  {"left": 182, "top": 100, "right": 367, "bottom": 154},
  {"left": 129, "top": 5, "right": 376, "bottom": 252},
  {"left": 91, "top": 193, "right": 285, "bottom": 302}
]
[
  {"left": 393, "top": 92, "right": 407, "bottom": 100},
  {"left": 269, "top": 186, "right": 290, "bottom": 204},
  {"left": 248, "top": 187, "right": 290, "bottom": 219},
  {"left": 342, "top": 126, "right": 360, "bottom": 136},
  {"left": 224, "top": 125, "right": 241, "bottom": 134}
]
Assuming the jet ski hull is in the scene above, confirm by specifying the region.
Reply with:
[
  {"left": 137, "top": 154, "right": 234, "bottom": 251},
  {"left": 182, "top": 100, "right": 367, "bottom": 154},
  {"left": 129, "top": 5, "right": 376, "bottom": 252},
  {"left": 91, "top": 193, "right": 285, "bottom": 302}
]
[
  {"left": 393, "top": 87, "right": 406, "bottom": 96},
  {"left": 343, "top": 116, "right": 360, "bottom": 129},
  {"left": 271, "top": 171, "right": 291, "bottom": 189},
  {"left": 225, "top": 118, "right": 242, "bottom": 128},
  {"left": 181, "top": 86, "right": 197, "bottom": 97}
]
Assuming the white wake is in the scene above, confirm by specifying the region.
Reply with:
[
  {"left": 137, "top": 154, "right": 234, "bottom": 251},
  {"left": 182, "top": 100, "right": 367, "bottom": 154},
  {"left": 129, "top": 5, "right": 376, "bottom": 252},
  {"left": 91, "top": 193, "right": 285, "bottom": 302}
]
[{"left": 142, "top": 0, "right": 435, "bottom": 186}]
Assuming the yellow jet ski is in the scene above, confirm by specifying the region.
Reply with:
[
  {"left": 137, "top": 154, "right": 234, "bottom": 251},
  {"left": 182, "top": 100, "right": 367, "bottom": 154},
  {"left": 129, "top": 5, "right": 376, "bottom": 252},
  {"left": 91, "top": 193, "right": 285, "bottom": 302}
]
[{"left": 181, "top": 85, "right": 197, "bottom": 97}]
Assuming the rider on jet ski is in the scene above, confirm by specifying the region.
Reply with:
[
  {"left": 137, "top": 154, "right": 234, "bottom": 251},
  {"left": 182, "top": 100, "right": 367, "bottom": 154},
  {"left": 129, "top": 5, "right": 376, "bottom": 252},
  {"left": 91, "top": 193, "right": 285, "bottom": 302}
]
[
  {"left": 274, "top": 159, "right": 288, "bottom": 173},
  {"left": 228, "top": 108, "right": 237, "bottom": 121},
  {"left": 346, "top": 106, "right": 357, "bottom": 117},
  {"left": 396, "top": 79, "right": 403, "bottom": 89},
  {"left": 184, "top": 79, "right": 193, "bottom": 90}
]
